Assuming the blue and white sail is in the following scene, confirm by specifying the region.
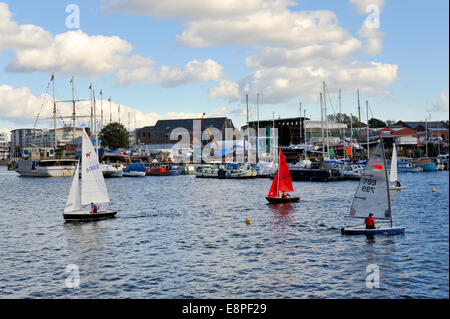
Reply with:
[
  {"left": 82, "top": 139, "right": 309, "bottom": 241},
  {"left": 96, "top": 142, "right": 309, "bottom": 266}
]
[
  {"left": 81, "top": 129, "right": 110, "bottom": 205},
  {"left": 349, "top": 141, "right": 391, "bottom": 220}
]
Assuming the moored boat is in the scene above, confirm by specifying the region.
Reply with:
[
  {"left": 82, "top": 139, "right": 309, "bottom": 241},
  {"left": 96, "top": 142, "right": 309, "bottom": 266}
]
[
  {"left": 146, "top": 166, "right": 170, "bottom": 176},
  {"left": 16, "top": 159, "right": 78, "bottom": 177},
  {"left": 123, "top": 162, "right": 146, "bottom": 177}
]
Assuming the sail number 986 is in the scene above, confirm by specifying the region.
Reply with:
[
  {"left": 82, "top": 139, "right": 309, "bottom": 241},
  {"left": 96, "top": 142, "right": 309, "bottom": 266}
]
[{"left": 362, "top": 178, "right": 376, "bottom": 193}]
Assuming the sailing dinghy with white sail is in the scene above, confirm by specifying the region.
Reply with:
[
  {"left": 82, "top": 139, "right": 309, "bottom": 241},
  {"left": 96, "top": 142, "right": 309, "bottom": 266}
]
[
  {"left": 63, "top": 129, "right": 117, "bottom": 221},
  {"left": 341, "top": 140, "right": 405, "bottom": 235},
  {"left": 389, "top": 143, "right": 408, "bottom": 190}
]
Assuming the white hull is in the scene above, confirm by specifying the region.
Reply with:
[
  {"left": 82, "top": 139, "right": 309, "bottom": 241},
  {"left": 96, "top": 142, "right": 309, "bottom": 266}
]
[
  {"left": 16, "top": 166, "right": 75, "bottom": 177},
  {"left": 123, "top": 171, "right": 146, "bottom": 177},
  {"left": 101, "top": 164, "right": 123, "bottom": 178},
  {"left": 390, "top": 186, "right": 408, "bottom": 190}
]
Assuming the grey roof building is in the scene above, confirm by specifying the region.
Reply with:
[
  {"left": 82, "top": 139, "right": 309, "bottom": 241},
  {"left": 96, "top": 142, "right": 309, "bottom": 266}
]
[{"left": 136, "top": 117, "right": 235, "bottom": 145}]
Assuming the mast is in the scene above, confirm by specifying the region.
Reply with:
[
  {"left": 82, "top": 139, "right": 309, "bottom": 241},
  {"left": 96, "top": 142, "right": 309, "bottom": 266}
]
[
  {"left": 100, "top": 90, "right": 103, "bottom": 130},
  {"left": 323, "top": 82, "right": 329, "bottom": 158},
  {"left": 320, "top": 92, "right": 325, "bottom": 160},
  {"left": 257, "top": 93, "right": 260, "bottom": 163},
  {"left": 381, "top": 139, "right": 393, "bottom": 227},
  {"left": 89, "top": 83, "right": 93, "bottom": 136},
  {"left": 109, "top": 97, "right": 112, "bottom": 123},
  {"left": 273, "top": 111, "right": 275, "bottom": 163},
  {"left": 357, "top": 89, "right": 362, "bottom": 144},
  {"left": 338, "top": 89, "right": 342, "bottom": 138},
  {"left": 304, "top": 110, "right": 307, "bottom": 161},
  {"left": 71, "top": 76, "right": 76, "bottom": 141},
  {"left": 277, "top": 148, "right": 280, "bottom": 197},
  {"left": 366, "top": 100, "right": 369, "bottom": 159},
  {"left": 52, "top": 72, "right": 57, "bottom": 150},
  {"left": 93, "top": 89, "right": 98, "bottom": 155},
  {"left": 118, "top": 105, "right": 121, "bottom": 124},
  {"left": 299, "top": 101, "right": 302, "bottom": 146}
]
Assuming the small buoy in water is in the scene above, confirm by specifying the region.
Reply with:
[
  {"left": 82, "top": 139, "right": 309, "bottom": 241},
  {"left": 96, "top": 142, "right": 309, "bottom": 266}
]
[
  {"left": 246, "top": 217, "right": 251, "bottom": 225},
  {"left": 432, "top": 187, "right": 436, "bottom": 192}
]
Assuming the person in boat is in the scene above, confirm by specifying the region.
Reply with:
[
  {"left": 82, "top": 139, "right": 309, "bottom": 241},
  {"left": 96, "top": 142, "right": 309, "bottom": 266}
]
[
  {"left": 395, "top": 180, "right": 401, "bottom": 187},
  {"left": 91, "top": 202, "right": 98, "bottom": 214},
  {"left": 365, "top": 213, "right": 376, "bottom": 229},
  {"left": 282, "top": 192, "right": 291, "bottom": 199}
]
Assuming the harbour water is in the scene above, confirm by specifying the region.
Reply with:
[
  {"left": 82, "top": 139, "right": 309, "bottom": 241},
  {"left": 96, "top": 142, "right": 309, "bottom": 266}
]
[{"left": 0, "top": 167, "right": 448, "bottom": 298}]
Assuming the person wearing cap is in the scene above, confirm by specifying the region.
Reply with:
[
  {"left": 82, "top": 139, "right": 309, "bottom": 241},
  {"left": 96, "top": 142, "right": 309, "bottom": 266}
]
[{"left": 91, "top": 202, "right": 98, "bottom": 214}]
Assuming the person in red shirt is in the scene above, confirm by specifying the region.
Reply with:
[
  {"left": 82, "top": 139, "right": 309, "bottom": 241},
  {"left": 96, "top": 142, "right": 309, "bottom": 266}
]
[{"left": 365, "top": 213, "right": 376, "bottom": 229}]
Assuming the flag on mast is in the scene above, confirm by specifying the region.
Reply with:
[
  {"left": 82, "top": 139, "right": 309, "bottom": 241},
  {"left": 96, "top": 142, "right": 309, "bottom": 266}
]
[{"left": 51, "top": 73, "right": 54, "bottom": 81}]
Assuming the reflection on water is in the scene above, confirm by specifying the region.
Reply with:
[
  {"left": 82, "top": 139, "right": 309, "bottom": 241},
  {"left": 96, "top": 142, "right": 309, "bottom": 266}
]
[{"left": 0, "top": 168, "right": 448, "bottom": 298}]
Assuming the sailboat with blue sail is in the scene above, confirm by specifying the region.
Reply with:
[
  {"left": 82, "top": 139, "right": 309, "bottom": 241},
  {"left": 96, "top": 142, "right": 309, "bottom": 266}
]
[{"left": 341, "top": 139, "right": 405, "bottom": 235}]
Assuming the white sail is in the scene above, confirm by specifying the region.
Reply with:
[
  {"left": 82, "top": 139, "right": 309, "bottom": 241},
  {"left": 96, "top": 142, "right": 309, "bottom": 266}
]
[
  {"left": 349, "top": 141, "right": 391, "bottom": 220},
  {"left": 64, "top": 164, "right": 81, "bottom": 213},
  {"left": 389, "top": 143, "right": 398, "bottom": 183},
  {"left": 81, "top": 129, "right": 110, "bottom": 205}
]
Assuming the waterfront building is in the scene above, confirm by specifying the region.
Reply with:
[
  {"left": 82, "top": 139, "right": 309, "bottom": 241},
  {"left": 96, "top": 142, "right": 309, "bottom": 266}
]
[
  {"left": 391, "top": 121, "right": 449, "bottom": 143},
  {"left": 136, "top": 117, "right": 235, "bottom": 146},
  {"left": 0, "top": 132, "right": 10, "bottom": 160}
]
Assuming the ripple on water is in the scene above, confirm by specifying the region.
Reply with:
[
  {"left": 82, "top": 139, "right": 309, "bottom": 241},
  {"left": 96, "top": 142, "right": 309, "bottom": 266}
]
[{"left": 0, "top": 168, "right": 448, "bottom": 298}]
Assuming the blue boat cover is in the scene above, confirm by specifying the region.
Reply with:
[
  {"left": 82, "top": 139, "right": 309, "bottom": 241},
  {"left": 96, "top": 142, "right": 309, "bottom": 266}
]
[{"left": 123, "top": 162, "right": 146, "bottom": 172}]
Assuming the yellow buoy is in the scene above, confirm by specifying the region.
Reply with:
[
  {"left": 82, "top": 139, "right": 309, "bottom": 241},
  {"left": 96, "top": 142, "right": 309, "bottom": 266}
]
[
  {"left": 432, "top": 187, "right": 436, "bottom": 192},
  {"left": 246, "top": 217, "right": 251, "bottom": 225}
]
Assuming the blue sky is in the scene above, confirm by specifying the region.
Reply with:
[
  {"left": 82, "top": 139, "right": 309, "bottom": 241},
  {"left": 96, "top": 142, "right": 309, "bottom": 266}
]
[{"left": 0, "top": 0, "right": 448, "bottom": 133}]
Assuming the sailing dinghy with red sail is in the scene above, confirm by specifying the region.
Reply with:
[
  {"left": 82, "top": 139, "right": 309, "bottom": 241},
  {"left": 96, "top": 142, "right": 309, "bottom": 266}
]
[{"left": 266, "top": 149, "right": 300, "bottom": 204}]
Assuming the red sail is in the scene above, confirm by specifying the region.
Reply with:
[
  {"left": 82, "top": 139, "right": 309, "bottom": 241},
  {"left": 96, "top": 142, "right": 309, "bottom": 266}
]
[
  {"left": 267, "top": 149, "right": 294, "bottom": 198},
  {"left": 267, "top": 172, "right": 279, "bottom": 198},
  {"left": 278, "top": 149, "right": 294, "bottom": 193}
]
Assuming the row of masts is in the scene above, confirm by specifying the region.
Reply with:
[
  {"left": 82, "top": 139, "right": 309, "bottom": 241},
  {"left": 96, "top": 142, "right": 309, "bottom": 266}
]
[
  {"left": 244, "top": 81, "right": 374, "bottom": 161},
  {"left": 49, "top": 73, "right": 135, "bottom": 151}
]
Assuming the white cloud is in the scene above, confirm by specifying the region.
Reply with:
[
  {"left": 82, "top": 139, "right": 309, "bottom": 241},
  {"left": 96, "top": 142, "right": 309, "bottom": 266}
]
[
  {"left": 7, "top": 30, "right": 133, "bottom": 76},
  {"left": 211, "top": 106, "right": 247, "bottom": 118},
  {"left": 115, "top": 55, "right": 157, "bottom": 86},
  {"left": 159, "top": 59, "right": 223, "bottom": 87},
  {"left": 349, "top": 0, "right": 385, "bottom": 14},
  {"left": 0, "top": 83, "right": 203, "bottom": 128},
  {"left": 1, "top": 4, "right": 224, "bottom": 88},
  {"left": 101, "top": 0, "right": 270, "bottom": 20},
  {"left": 176, "top": 9, "right": 350, "bottom": 48},
  {"left": 428, "top": 91, "right": 449, "bottom": 113},
  {"left": 0, "top": 3, "right": 52, "bottom": 50},
  {"left": 209, "top": 80, "right": 241, "bottom": 100},
  {"left": 101, "top": 0, "right": 397, "bottom": 104}
]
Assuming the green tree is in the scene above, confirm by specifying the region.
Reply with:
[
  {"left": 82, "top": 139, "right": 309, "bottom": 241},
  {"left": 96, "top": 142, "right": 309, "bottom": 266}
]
[
  {"left": 368, "top": 118, "right": 386, "bottom": 128},
  {"left": 328, "top": 113, "right": 364, "bottom": 127},
  {"left": 99, "top": 122, "right": 129, "bottom": 150}
]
